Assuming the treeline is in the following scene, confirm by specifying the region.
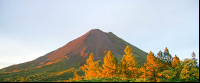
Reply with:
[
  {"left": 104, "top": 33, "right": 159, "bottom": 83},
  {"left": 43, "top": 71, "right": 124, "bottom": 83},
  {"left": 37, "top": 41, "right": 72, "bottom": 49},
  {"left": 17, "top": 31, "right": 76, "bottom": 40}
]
[{"left": 68, "top": 46, "right": 199, "bottom": 82}]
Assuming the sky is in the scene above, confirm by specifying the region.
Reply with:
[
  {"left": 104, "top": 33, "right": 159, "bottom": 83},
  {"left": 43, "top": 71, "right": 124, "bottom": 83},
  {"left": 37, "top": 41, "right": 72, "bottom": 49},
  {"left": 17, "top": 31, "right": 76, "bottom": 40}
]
[{"left": 0, "top": 0, "right": 199, "bottom": 69}]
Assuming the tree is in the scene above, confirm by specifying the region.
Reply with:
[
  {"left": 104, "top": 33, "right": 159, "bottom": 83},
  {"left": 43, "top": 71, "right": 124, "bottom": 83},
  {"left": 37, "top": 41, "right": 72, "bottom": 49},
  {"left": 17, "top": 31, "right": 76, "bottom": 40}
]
[
  {"left": 172, "top": 55, "right": 180, "bottom": 67},
  {"left": 120, "top": 46, "right": 138, "bottom": 78},
  {"left": 156, "top": 47, "right": 172, "bottom": 67},
  {"left": 144, "top": 51, "right": 165, "bottom": 82},
  {"left": 100, "top": 51, "right": 118, "bottom": 78},
  {"left": 191, "top": 51, "right": 198, "bottom": 67},
  {"left": 157, "top": 50, "right": 163, "bottom": 60},
  {"left": 80, "top": 53, "right": 101, "bottom": 78},
  {"left": 139, "top": 66, "right": 147, "bottom": 79},
  {"left": 179, "top": 51, "right": 199, "bottom": 82},
  {"left": 163, "top": 47, "right": 172, "bottom": 65},
  {"left": 180, "top": 58, "right": 199, "bottom": 82}
]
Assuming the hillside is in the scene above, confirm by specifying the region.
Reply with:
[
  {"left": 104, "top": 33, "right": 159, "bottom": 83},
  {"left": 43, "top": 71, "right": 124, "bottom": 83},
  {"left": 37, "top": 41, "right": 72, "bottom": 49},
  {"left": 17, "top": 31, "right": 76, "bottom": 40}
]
[
  {"left": 0, "top": 29, "right": 198, "bottom": 82},
  {"left": 0, "top": 29, "right": 147, "bottom": 72}
]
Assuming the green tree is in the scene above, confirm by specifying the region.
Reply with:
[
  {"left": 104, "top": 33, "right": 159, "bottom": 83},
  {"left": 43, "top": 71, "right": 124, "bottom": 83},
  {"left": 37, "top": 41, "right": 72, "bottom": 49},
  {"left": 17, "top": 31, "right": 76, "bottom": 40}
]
[
  {"left": 191, "top": 51, "right": 198, "bottom": 67},
  {"left": 163, "top": 47, "right": 172, "bottom": 65}
]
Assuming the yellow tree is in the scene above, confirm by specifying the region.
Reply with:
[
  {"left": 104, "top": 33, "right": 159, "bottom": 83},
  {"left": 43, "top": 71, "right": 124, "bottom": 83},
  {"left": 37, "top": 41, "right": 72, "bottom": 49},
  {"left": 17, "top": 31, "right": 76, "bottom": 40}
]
[
  {"left": 180, "top": 58, "right": 199, "bottom": 82},
  {"left": 139, "top": 66, "right": 148, "bottom": 79},
  {"left": 172, "top": 55, "right": 180, "bottom": 67},
  {"left": 144, "top": 51, "right": 165, "bottom": 82},
  {"left": 100, "top": 51, "right": 118, "bottom": 78},
  {"left": 80, "top": 53, "right": 101, "bottom": 78},
  {"left": 120, "top": 46, "right": 138, "bottom": 78}
]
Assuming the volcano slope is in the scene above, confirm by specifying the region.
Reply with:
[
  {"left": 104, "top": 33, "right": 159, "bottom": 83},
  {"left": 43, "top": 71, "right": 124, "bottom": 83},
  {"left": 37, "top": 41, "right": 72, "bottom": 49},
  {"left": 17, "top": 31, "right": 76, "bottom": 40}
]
[{"left": 0, "top": 29, "right": 148, "bottom": 81}]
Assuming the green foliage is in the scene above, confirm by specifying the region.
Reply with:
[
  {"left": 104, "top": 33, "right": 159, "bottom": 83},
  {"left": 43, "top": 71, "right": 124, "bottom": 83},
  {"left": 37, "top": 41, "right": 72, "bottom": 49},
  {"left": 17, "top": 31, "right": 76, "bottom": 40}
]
[
  {"left": 72, "top": 63, "right": 80, "bottom": 69},
  {"left": 0, "top": 58, "right": 77, "bottom": 82},
  {"left": 70, "top": 77, "right": 137, "bottom": 82}
]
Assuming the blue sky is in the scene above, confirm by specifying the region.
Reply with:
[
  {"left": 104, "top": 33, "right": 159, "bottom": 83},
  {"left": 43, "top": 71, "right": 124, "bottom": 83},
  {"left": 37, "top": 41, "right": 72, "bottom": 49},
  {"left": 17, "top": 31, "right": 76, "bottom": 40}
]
[{"left": 0, "top": 0, "right": 199, "bottom": 69}]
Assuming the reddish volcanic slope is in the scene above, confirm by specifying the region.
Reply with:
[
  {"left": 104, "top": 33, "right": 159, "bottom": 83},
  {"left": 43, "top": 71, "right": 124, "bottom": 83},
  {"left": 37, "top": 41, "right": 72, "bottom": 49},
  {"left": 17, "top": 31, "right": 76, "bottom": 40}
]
[
  {"left": 35, "top": 29, "right": 123, "bottom": 64},
  {"left": 35, "top": 29, "right": 147, "bottom": 65},
  {"left": 1, "top": 29, "right": 148, "bottom": 71}
]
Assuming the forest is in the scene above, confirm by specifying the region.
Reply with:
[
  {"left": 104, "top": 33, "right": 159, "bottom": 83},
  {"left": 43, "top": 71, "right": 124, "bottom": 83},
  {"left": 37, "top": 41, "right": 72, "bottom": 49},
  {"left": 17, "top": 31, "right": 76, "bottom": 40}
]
[
  {"left": 67, "top": 46, "right": 199, "bottom": 82},
  {"left": 0, "top": 46, "right": 199, "bottom": 82}
]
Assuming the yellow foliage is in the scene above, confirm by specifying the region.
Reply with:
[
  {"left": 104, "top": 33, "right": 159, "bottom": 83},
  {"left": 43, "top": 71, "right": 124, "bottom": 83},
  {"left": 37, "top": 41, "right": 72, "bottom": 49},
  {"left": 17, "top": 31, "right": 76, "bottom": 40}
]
[
  {"left": 139, "top": 66, "right": 147, "bottom": 78},
  {"left": 144, "top": 51, "right": 165, "bottom": 82},
  {"left": 172, "top": 55, "right": 180, "bottom": 67},
  {"left": 56, "top": 68, "right": 74, "bottom": 76},
  {"left": 180, "top": 58, "right": 199, "bottom": 80},
  {"left": 80, "top": 53, "right": 101, "bottom": 78},
  {"left": 100, "top": 51, "right": 118, "bottom": 78},
  {"left": 120, "top": 46, "right": 138, "bottom": 78}
]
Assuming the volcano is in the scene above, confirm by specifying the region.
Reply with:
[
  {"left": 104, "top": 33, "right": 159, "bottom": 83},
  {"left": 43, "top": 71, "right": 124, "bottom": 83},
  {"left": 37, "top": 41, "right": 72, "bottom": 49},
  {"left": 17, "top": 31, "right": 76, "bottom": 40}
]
[{"left": 1, "top": 29, "right": 148, "bottom": 72}]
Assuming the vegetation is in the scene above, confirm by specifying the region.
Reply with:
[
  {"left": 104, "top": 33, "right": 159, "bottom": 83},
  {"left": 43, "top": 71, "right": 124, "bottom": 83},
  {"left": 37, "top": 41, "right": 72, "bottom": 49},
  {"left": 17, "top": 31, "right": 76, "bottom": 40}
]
[
  {"left": 0, "top": 46, "right": 199, "bottom": 82},
  {"left": 67, "top": 46, "right": 199, "bottom": 82}
]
